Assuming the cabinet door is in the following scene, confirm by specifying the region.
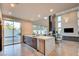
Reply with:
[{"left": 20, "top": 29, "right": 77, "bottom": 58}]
[
  {"left": 24, "top": 36, "right": 32, "bottom": 46},
  {"left": 32, "top": 38, "right": 37, "bottom": 49},
  {"left": 38, "top": 39, "right": 45, "bottom": 54}
]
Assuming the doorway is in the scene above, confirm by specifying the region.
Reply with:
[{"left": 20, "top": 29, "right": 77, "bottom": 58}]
[{"left": 3, "top": 20, "right": 21, "bottom": 46}]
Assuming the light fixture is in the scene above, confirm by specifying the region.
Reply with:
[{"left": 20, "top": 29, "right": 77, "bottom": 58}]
[
  {"left": 65, "top": 19, "right": 68, "bottom": 23},
  {"left": 31, "top": 18, "right": 33, "bottom": 21},
  {"left": 64, "top": 17, "right": 69, "bottom": 23},
  {"left": 10, "top": 3, "right": 15, "bottom": 8},
  {"left": 37, "top": 14, "right": 41, "bottom": 18},
  {"left": 8, "top": 12, "right": 12, "bottom": 15},
  {"left": 50, "top": 9, "right": 53, "bottom": 12},
  {"left": 44, "top": 17, "right": 48, "bottom": 20}
]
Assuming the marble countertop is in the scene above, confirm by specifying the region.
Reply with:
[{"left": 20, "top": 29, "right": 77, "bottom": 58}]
[
  {"left": 24, "top": 35, "right": 36, "bottom": 37},
  {"left": 34, "top": 36, "right": 55, "bottom": 40},
  {"left": 24, "top": 35, "right": 55, "bottom": 40}
]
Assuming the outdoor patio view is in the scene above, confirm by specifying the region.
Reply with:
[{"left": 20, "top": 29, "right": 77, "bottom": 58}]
[{"left": 4, "top": 20, "right": 21, "bottom": 45}]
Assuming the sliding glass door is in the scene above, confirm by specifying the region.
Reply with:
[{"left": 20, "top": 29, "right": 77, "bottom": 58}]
[
  {"left": 14, "top": 22, "right": 21, "bottom": 44},
  {"left": 4, "top": 20, "right": 21, "bottom": 45},
  {"left": 4, "top": 20, "right": 14, "bottom": 45}
]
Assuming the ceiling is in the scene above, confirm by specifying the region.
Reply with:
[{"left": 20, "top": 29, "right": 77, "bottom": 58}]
[{"left": 1, "top": 3, "right": 79, "bottom": 22}]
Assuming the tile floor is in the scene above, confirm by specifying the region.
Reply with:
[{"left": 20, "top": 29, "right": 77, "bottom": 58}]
[
  {"left": 0, "top": 40, "right": 79, "bottom": 56},
  {"left": 49, "top": 40, "right": 79, "bottom": 56}
]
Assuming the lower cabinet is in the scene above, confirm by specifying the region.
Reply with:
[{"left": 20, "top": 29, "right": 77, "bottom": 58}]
[
  {"left": 37, "top": 38, "right": 55, "bottom": 55},
  {"left": 37, "top": 39, "right": 45, "bottom": 54},
  {"left": 23, "top": 36, "right": 37, "bottom": 49},
  {"left": 23, "top": 36, "right": 32, "bottom": 47},
  {"left": 32, "top": 38, "right": 37, "bottom": 49},
  {"left": 23, "top": 36, "right": 55, "bottom": 55}
]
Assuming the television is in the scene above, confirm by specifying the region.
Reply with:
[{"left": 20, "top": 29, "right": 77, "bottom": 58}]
[{"left": 64, "top": 28, "right": 74, "bottom": 33}]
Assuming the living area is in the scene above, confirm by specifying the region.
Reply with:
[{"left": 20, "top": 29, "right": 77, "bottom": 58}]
[{"left": 0, "top": 3, "right": 79, "bottom": 56}]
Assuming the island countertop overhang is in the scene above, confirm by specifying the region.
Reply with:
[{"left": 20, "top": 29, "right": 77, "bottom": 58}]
[{"left": 23, "top": 35, "right": 55, "bottom": 40}]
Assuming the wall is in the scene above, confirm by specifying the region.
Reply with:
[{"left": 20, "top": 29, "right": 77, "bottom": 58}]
[
  {"left": 61, "top": 11, "right": 78, "bottom": 37},
  {"left": 21, "top": 21, "right": 32, "bottom": 35}
]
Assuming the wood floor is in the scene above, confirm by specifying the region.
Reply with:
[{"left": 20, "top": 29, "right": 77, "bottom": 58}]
[{"left": 0, "top": 40, "right": 79, "bottom": 56}]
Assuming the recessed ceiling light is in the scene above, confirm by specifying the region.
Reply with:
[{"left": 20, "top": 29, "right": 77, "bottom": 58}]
[
  {"left": 10, "top": 4, "right": 15, "bottom": 7},
  {"left": 50, "top": 9, "right": 53, "bottom": 12},
  {"left": 8, "top": 12, "right": 12, "bottom": 15},
  {"left": 65, "top": 18, "right": 69, "bottom": 23},
  {"left": 44, "top": 17, "right": 48, "bottom": 20},
  {"left": 38, "top": 14, "right": 41, "bottom": 18}
]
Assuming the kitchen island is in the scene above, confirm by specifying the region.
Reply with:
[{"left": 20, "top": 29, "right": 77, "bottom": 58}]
[{"left": 23, "top": 35, "right": 55, "bottom": 55}]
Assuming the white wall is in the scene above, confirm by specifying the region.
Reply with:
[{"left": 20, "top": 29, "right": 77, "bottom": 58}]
[
  {"left": 61, "top": 11, "right": 78, "bottom": 37},
  {"left": 21, "top": 21, "right": 32, "bottom": 35}
]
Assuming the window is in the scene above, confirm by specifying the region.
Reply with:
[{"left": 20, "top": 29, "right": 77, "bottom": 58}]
[
  {"left": 58, "top": 16, "right": 61, "bottom": 22},
  {"left": 32, "top": 25, "right": 48, "bottom": 35},
  {"left": 58, "top": 22, "right": 61, "bottom": 28},
  {"left": 57, "top": 16, "right": 62, "bottom": 34},
  {"left": 77, "top": 10, "right": 79, "bottom": 33},
  {"left": 58, "top": 28, "right": 61, "bottom": 33},
  {"left": 77, "top": 11, "right": 79, "bottom": 18},
  {"left": 78, "top": 20, "right": 79, "bottom": 26}
]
